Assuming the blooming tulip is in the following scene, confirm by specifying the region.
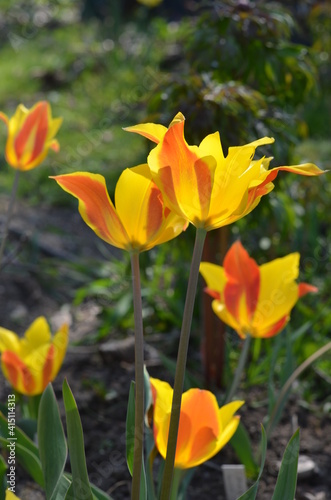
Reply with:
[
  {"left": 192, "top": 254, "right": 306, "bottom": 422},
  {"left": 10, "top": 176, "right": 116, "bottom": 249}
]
[
  {"left": 0, "top": 317, "right": 68, "bottom": 396},
  {"left": 150, "top": 377, "right": 244, "bottom": 469},
  {"left": 125, "top": 113, "right": 324, "bottom": 230},
  {"left": 200, "top": 241, "right": 318, "bottom": 339},
  {"left": 52, "top": 164, "right": 187, "bottom": 252},
  {"left": 0, "top": 101, "right": 62, "bottom": 171}
]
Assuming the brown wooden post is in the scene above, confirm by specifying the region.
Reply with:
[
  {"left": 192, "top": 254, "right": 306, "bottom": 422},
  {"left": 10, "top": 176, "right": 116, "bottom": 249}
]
[{"left": 201, "top": 226, "right": 229, "bottom": 388}]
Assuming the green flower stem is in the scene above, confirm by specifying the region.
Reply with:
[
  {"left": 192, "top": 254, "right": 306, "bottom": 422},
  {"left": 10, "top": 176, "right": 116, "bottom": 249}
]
[
  {"left": 225, "top": 335, "right": 252, "bottom": 404},
  {"left": 160, "top": 228, "right": 206, "bottom": 500},
  {"left": 169, "top": 468, "right": 184, "bottom": 500},
  {"left": 266, "top": 341, "right": 331, "bottom": 437},
  {"left": 27, "top": 394, "right": 42, "bottom": 420},
  {"left": 130, "top": 251, "right": 145, "bottom": 500},
  {"left": 0, "top": 169, "right": 20, "bottom": 270}
]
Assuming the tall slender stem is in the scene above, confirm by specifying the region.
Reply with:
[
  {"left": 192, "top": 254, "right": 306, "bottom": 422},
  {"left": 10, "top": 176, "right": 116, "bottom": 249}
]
[
  {"left": 0, "top": 169, "right": 20, "bottom": 270},
  {"left": 225, "top": 335, "right": 251, "bottom": 404},
  {"left": 130, "top": 252, "right": 145, "bottom": 500},
  {"left": 160, "top": 228, "right": 206, "bottom": 500}
]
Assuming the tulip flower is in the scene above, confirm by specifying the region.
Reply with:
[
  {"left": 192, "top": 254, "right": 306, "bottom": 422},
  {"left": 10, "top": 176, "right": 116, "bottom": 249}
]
[
  {"left": 125, "top": 113, "right": 324, "bottom": 230},
  {"left": 0, "top": 101, "right": 62, "bottom": 171},
  {"left": 52, "top": 164, "right": 187, "bottom": 252},
  {"left": 0, "top": 317, "right": 68, "bottom": 396},
  {"left": 200, "top": 241, "right": 318, "bottom": 339},
  {"left": 150, "top": 377, "right": 243, "bottom": 469}
]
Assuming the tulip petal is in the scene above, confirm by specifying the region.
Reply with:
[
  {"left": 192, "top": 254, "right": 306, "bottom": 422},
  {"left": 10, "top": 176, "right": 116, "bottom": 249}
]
[
  {"left": 298, "top": 282, "right": 318, "bottom": 297},
  {"left": 150, "top": 378, "right": 173, "bottom": 458},
  {"left": 14, "top": 102, "right": 48, "bottom": 165},
  {"left": 219, "top": 400, "right": 245, "bottom": 428},
  {"left": 223, "top": 241, "right": 260, "bottom": 325},
  {"left": 46, "top": 114, "right": 63, "bottom": 142},
  {"left": 175, "top": 411, "right": 192, "bottom": 465},
  {"left": 51, "top": 323, "right": 69, "bottom": 379},
  {"left": 124, "top": 122, "right": 167, "bottom": 143},
  {"left": 274, "top": 163, "right": 325, "bottom": 176},
  {"left": 207, "top": 145, "right": 261, "bottom": 227},
  {"left": 148, "top": 119, "right": 205, "bottom": 223},
  {"left": 245, "top": 137, "right": 275, "bottom": 148},
  {"left": 182, "top": 389, "right": 220, "bottom": 436},
  {"left": 0, "top": 112, "right": 9, "bottom": 126},
  {"left": 253, "top": 253, "right": 300, "bottom": 333},
  {"left": 51, "top": 172, "right": 130, "bottom": 250},
  {"left": 50, "top": 139, "right": 60, "bottom": 152},
  {"left": 185, "top": 399, "right": 244, "bottom": 468},
  {"left": 212, "top": 301, "right": 242, "bottom": 336},
  {"left": 214, "top": 415, "right": 241, "bottom": 455},
  {"left": 258, "top": 315, "right": 289, "bottom": 339},
  {"left": 184, "top": 426, "right": 218, "bottom": 468},
  {"left": 20, "top": 316, "right": 51, "bottom": 357},
  {"left": 0, "top": 328, "right": 21, "bottom": 353},
  {"left": 2, "top": 351, "right": 36, "bottom": 394},
  {"left": 194, "top": 155, "right": 217, "bottom": 223},
  {"left": 42, "top": 344, "right": 55, "bottom": 389},
  {"left": 115, "top": 164, "right": 164, "bottom": 249},
  {"left": 199, "top": 132, "right": 224, "bottom": 165},
  {"left": 200, "top": 262, "right": 226, "bottom": 298}
]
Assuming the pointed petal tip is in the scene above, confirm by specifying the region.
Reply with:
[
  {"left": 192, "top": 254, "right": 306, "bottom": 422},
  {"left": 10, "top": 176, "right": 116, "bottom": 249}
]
[{"left": 0, "top": 112, "right": 9, "bottom": 126}]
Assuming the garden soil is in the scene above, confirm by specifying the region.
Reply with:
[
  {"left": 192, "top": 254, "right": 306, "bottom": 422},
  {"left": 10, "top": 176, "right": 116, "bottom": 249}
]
[{"left": 1, "top": 198, "right": 331, "bottom": 500}]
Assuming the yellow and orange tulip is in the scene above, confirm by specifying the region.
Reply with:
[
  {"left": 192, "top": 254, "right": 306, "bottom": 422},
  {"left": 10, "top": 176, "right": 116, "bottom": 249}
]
[
  {"left": 52, "top": 164, "right": 187, "bottom": 252},
  {"left": 0, "top": 317, "right": 68, "bottom": 396},
  {"left": 150, "top": 377, "right": 243, "bottom": 469},
  {"left": 0, "top": 101, "right": 62, "bottom": 171},
  {"left": 200, "top": 241, "right": 318, "bottom": 339},
  {"left": 125, "top": 113, "right": 324, "bottom": 230}
]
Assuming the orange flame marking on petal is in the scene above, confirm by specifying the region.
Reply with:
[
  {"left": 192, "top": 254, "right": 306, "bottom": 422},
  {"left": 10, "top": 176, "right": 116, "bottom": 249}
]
[
  {"left": 28, "top": 104, "right": 49, "bottom": 163},
  {"left": 263, "top": 315, "right": 289, "bottom": 338},
  {"left": 160, "top": 120, "right": 199, "bottom": 183},
  {"left": 224, "top": 241, "right": 260, "bottom": 323},
  {"left": 14, "top": 102, "right": 48, "bottom": 163},
  {"left": 193, "top": 157, "right": 214, "bottom": 222},
  {"left": 204, "top": 287, "right": 221, "bottom": 301},
  {"left": 2, "top": 351, "right": 35, "bottom": 394},
  {"left": 146, "top": 185, "right": 164, "bottom": 241},
  {"left": 42, "top": 344, "right": 55, "bottom": 389},
  {"left": 53, "top": 173, "right": 127, "bottom": 245},
  {"left": 158, "top": 166, "right": 181, "bottom": 212}
]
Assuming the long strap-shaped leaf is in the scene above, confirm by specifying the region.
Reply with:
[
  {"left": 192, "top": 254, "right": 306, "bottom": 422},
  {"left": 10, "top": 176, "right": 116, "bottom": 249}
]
[
  {"left": 37, "top": 384, "right": 68, "bottom": 500},
  {"left": 126, "top": 381, "right": 147, "bottom": 499},
  {"left": 62, "top": 379, "right": 94, "bottom": 500},
  {"left": 271, "top": 429, "right": 300, "bottom": 500},
  {"left": 237, "top": 425, "right": 267, "bottom": 500}
]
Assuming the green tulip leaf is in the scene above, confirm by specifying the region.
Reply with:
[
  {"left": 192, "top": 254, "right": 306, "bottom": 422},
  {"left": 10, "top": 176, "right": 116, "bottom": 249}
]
[
  {"left": 62, "top": 379, "right": 93, "bottom": 500},
  {"left": 230, "top": 422, "right": 259, "bottom": 479},
  {"left": 237, "top": 425, "right": 267, "bottom": 500},
  {"left": 125, "top": 380, "right": 147, "bottom": 499},
  {"left": 38, "top": 384, "right": 68, "bottom": 500},
  {"left": 64, "top": 473, "right": 113, "bottom": 500},
  {"left": 271, "top": 429, "right": 300, "bottom": 500},
  {"left": 126, "top": 381, "right": 135, "bottom": 476},
  {"left": 0, "top": 411, "right": 44, "bottom": 487}
]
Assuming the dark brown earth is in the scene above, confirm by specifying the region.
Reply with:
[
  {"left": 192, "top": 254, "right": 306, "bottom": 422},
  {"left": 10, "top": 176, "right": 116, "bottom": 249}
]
[{"left": 1, "top": 196, "right": 331, "bottom": 500}]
